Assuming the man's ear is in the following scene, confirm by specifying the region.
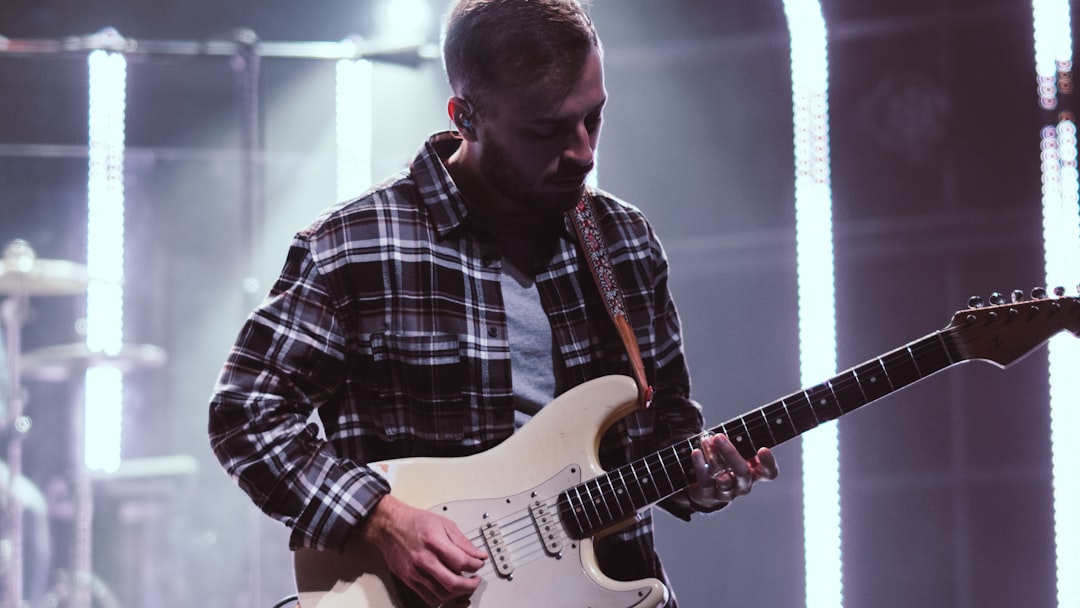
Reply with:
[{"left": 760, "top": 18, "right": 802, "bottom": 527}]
[{"left": 448, "top": 96, "right": 478, "bottom": 141}]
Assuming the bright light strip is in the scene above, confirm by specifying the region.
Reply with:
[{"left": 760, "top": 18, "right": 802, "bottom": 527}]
[
  {"left": 784, "top": 1, "right": 842, "bottom": 607},
  {"left": 1041, "top": 118, "right": 1080, "bottom": 608},
  {"left": 378, "top": 0, "right": 434, "bottom": 46},
  {"left": 335, "top": 55, "right": 374, "bottom": 201},
  {"left": 1034, "top": 2, "right": 1079, "bottom": 605},
  {"left": 1033, "top": 0, "right": 1074, "bottom": 109},
  {"left": 85, "top": 49, "right": 127, "bottom": 473}
]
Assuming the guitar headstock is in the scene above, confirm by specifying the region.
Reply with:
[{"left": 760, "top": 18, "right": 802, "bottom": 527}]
[{"left": 946, "top": 286, "right": 1080, "bottom": 367}]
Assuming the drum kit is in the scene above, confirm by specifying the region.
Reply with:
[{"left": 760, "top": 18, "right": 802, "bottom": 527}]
[{"left": 1, "top": 239, "right": 166, "bottom": 608}]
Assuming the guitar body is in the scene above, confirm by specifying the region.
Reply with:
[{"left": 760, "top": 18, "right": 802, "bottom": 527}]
[{"left": 294, "top": 375, "right": 668, "bottom": 608}]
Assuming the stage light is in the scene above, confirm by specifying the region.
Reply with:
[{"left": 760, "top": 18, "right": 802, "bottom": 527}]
[
  {"left": 377, "top": 0, "right": 434, "bottom": 46},
  {"left": 336, "top": 46, "right": 374, "bottom": 200},
  {"left": 1033, "top": 0, "right": 1073, "bottom": 109},
  {"left": 85, "top": 48, "right": 127, "bottom": 474},
  {"left": 784, "top": 1, "right": 843, "bottom": 606},
  {"left": 1033, "top": 4, "right": 1079, "bottom": 605}
]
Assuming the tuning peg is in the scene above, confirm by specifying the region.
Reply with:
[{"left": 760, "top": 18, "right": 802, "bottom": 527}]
[
  {"left": 1011, "top": 289, "right": 1026, "bottom": 303},
  {"left": 1054, "top": 286, "right": 1066, "bottom": 297},
  {"left": 967, "top": 295, "right": 984, "bottom": 308},
  {"left": 1032, "top": 287, "right": 1047, "bottom": 299},
  {"left": 989, "top": 292, "right": 1006, "bottom": 305}
]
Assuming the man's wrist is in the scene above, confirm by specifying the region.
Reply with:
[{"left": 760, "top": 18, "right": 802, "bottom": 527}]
[{"left": 687, "top": 491, "right": 728, "bottom": 514}]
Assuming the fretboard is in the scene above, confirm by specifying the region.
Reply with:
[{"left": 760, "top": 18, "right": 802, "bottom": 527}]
[{"left": 557, "top": 327, "right": 961, "bottom": 539}]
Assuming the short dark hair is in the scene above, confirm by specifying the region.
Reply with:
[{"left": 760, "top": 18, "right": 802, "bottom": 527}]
[{"left": 441, "top": 0, "right": 601, "bottom": 117}]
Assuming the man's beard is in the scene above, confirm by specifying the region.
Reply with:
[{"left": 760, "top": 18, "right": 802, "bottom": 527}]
[{"left": 479, "top": 136, "right": 584, "bottom": 217}]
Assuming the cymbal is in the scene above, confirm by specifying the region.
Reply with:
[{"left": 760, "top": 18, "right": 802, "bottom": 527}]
[
  {"left": 20, "top": 343, "right": 167, "bottom": 383},
  {"left": 0, "top": 257, "right": 89, "bottom": 296}
]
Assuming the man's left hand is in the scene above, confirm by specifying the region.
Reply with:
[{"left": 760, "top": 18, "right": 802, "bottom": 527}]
[{"left": 688, "top": 433, "right": 778, "bottom": 511}]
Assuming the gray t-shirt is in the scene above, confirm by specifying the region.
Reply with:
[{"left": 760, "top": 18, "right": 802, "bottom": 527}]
[{"left": 500, "top": 254, "right": 556, "bottom": 428}]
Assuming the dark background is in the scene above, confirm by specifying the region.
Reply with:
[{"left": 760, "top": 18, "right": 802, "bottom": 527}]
[{"left": 0, "top": 1, "right": 1072, "bottom": 607}]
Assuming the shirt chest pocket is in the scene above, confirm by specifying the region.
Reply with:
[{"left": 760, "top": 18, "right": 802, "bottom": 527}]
[{"left": 369, "top": 333, "right": 467, "bottom": 443}]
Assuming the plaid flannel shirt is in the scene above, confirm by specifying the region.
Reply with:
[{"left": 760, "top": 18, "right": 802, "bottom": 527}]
[{"left": 209, "top": 132, "right": 705, "bottom": 596}]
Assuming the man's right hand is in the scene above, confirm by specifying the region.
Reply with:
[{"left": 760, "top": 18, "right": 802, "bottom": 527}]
[{"left": 359, "top": 494, "right": 488, "bottom": 605}]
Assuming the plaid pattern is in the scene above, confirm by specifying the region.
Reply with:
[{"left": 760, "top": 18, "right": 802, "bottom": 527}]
[{"left": 208, "top": 132, "right": 704, "bottom": 602}]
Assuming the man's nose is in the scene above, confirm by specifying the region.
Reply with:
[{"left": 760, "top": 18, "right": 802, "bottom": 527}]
[{"left": 563, "top": 122, "right": 595, "bottom": 167}]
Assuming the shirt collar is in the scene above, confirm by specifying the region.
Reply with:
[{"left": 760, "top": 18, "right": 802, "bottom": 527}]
[{"left": 409, "top": 131, "right": 473, "bottom": 240}]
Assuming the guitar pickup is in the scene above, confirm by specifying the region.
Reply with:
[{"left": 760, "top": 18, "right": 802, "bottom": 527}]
[
  {"left": 529, "top": 500, "right": 563, "bottom": 556},
  {"left": 480, "top": 521, "right": 515, "bottom": 578}
]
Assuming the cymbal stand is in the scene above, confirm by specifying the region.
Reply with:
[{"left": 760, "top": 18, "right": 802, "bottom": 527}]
[
  {"left": 1, "top": 294, "right": 30, "bottom": 608},
  {"left": 68, "top": 374, "right": 94, "bottom": 608}
]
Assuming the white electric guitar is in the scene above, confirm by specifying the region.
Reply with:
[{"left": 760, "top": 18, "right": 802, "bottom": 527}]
[{"left": 294, "top": 289, "right": 1080, "bottom": 608}]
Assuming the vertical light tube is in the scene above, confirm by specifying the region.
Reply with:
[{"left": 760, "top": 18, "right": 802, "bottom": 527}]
[
  {"left": 335, "top": 54, "right": 374, "bottom": 201},
  {"left": 85, "top": 49, "right": 126, "bottom": 474},
  {"left": 784, "top": 1, "right": 842, "bottom": 606},
  {"left": 1032, "top": 0, "right": 1073, "bottom": 111},
  {"left": 1033, "top": 3, "right": 1079, "bottom": 606}
]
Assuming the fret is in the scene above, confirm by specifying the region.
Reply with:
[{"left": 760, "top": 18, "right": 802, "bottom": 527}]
[
  {"left": 744, "top": 410, "right": 777, "bottom": 455},
  {"left": 581, "top": 482, "right": 603, "bottom": 531},
  {"left": 880, "top": 348, "right": 920, "bottom": 389},
  {"left": 627, "top": 461, "right": 651, "bottom": 506},
  {"left": 673, "top": 441, "right": 696, "bottom": 486},
  {"left": 852, "top": 360, "right": 893, "bottom": 402},
  {"left": 563, "top": 486, "right": 588, "bottom": 538},
  {"left": 725, "top": 415, "right": 757, "bottom": 458},
  {"left": 829, "top": 370, "right": 867, "bottom": 414},
  {"left": 876, "top": 359, "right": 897, "bottom": 391},
  {"left": 599, "top": 472, "right": 632, "bottom": 522},
  {"left": 588, "top": 477, "right": 614, "bottom": 523},
  {"left": 612, "top": 467, "right": 636, "bottom": 514},
  {"left": 783, "top": 392, "right": 820, "bottom": 434},
  {"left": 916, "top": 332, "right": 953, "bottom": 375},
  {"left": 650, "top": 450, "right": 677, "bottom": 497},
  {"left": 759, "top": 400, "right": 798, "bottom": 445},
  {"left": 678, "top": 442, "right": 695, "bottom": 485},
  {"left": 805, "top": 383, "right": 843, "bottom": 422},
  {"left": 938, "top": 329, "right": 963, "bottom": 364},
  {"left": 753, "top": 408, "right": 779, "bottom": 449},
  {"left": 908, "top": 345, "right": 926, "bottom": 376},
  {"left": 639, "top": 456, "right": 661, "bottom": 504}
]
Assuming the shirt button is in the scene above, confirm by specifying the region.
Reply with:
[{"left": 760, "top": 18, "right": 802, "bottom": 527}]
[{"left": 487, "top": 327, "right": 499, "bottom": 338}]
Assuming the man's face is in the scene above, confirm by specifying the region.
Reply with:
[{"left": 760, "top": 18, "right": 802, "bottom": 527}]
[{"left": 473, "top": 48, "right": 607, "bottom": 216}]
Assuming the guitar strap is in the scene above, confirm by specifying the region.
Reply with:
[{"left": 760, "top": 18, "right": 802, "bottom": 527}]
[{"left": 570, "top": 191, "right": 654, "bottom": 410}]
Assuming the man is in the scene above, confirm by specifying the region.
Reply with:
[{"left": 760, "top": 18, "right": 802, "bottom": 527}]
[{"left": 209, "top": 1, "right": 777, "bottom": 606}]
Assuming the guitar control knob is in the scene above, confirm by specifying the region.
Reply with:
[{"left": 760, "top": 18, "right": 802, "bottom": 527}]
[
  {"left": 1011, "top": 289, "right": 1025, "bottom": 303},
  {"left": 967, "top": 296, "right": 984, "bottom": 308},
  {"left": 1054, "top": 286, "right": 1066, "bottom": 297},
  {"left": 989, "top": 292, "right": 1006, "bottom": 306},
  {"left": 1032, "top": 287, "right": 1047, "bottom": 299}
]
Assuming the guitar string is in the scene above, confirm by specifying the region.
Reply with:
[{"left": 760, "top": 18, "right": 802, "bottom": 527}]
[
  {"left": 560, "top": 330, "right": 955, "bottom": 533},
  {"left": 440, "top": 303, "right": 1080, "bottom": 585},
  {"left": 460, "top": 496, "right": 573, "bottom": 582}
]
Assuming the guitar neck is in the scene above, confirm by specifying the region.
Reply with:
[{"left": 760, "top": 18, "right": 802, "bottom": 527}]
[
  {"left": 558, "top": 328, "right": 959, "bottom": 539},
  {"left": 715, "top": 328, "right": 957, "bottom": 456}
]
